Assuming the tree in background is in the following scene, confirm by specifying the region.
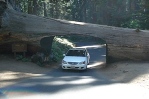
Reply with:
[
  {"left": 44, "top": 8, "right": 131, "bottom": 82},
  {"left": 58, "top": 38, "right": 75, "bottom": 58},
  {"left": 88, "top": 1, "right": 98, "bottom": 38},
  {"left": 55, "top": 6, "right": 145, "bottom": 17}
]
[
  {"left": 7, "top": 0, "right": 149, "bottom": 30},
  {"left": 122, "top": 0, "right": 149, "bottom": 29}
]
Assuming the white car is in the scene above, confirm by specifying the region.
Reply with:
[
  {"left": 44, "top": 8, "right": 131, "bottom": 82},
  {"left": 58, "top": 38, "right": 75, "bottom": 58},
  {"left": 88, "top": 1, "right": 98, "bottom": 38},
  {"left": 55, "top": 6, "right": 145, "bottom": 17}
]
[{"left": 62, "top": 48, "right": 90, "bottom": 70}]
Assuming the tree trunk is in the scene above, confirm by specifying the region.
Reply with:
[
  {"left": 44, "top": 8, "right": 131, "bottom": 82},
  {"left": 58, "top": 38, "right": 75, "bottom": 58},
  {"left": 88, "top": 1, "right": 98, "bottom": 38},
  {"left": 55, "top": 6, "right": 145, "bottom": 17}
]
[
  {"left": 49, "top": 0, "right": 54, "bottom": 18},
  {"left": 1, "top": 1, "right": 149, "bottom": 62},
  {"left": 43, "top": 2, "right": 47, "bottom": 17},
  {"left": 28, "top": 0, "right": 33, "bottom": 14},
  {"left": 32, "top": 0, "right": 38, "bottom": 15}
]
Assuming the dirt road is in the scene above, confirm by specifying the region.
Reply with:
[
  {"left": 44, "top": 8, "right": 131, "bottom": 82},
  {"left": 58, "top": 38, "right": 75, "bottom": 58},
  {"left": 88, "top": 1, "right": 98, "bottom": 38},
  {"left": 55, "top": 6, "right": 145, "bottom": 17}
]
[
  {"left": 99, "top": 61, "right": 149, "bottom": 89},
  {"left": 0, "top": 54, "right": 58, "bottom": 88},
  {"left": 0, "top": 54, "right": 149, "bottom": 90}
]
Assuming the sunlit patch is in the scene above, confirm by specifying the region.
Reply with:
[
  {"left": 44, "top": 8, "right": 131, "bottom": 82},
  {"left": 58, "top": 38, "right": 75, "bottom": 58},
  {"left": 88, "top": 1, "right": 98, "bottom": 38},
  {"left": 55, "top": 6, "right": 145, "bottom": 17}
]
[
  {"left": 69, "top": 21, "right": 86, "bottom": 25},
  {"left": 56, "top": 19, "right": 86, "bottom": 25},
  {"left": 55, "top": 37, "right": 74, "bottom": 47},
  {"left": 76, "top": 44, "right": 106, "bottom": 49},
  {"left": 59, "top": 76, "right": 91, "bottom": 79},
  {"left": 43, "top": 77, "right": 97, "bottom": 86},
  {"left": 2, "top": 88, "right": 39, "bottom": 99},
  {"left": 69, "top": 78, "right": 97, "bottom": 84},
  {"left": 88, "top": 62, "right": 105, "bottom": 68},
  {"left": 30, "top": 76, "right": 53, "bottom": 80},
  {"left": 0, "top": 71, "right": 44, "bottom": 82}
]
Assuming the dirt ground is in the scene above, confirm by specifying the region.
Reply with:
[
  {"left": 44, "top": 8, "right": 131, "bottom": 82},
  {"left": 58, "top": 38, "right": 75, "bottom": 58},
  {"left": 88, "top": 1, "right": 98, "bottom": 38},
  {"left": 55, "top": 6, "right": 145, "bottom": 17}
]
[
  {"left": 99, "top": 61, "right": 149, "bottom": 89},
  {"left": 0, "top": 54, "right": 149, "bottom": 90},
  {"left": 0, "top": 54, "right": 58, "bottom": 88}
]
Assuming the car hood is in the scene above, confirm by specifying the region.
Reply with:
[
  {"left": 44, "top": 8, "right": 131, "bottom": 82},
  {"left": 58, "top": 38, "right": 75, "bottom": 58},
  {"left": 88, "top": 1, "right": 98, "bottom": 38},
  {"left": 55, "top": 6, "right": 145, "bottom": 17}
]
[{"left": 63, "top": 56, "right": 86, "bottom": 62}]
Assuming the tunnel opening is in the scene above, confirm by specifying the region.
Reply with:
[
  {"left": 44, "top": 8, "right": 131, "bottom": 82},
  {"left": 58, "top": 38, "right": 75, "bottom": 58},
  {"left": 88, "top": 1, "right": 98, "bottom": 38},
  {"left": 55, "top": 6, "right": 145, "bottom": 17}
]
[
  {"left": 59, "top": 34, "right": 107, "bottom": 69},
  {"left": 0, "top": 34, "right": 108, "bottom": 68}
]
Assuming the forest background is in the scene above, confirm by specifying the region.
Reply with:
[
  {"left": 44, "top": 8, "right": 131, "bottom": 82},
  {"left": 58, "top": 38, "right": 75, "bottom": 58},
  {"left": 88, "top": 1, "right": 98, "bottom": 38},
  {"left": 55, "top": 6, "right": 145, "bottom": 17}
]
[{"left": 8, "top": 0, "right": 149, "bottom": 30}]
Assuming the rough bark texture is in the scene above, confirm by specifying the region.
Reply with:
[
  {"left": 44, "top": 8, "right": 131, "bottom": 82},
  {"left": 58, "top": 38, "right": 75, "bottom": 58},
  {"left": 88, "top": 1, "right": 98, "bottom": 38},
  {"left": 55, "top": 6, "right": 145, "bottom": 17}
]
[{"left": 1, "top": 1, "right": 149, "bottom": 62}]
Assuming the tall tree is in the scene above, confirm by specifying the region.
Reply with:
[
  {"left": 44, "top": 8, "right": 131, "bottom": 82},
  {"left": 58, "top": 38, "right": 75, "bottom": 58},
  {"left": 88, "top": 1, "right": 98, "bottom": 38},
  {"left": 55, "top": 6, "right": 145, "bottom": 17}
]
[
  {"left": 32, "top": 0, "right": 38, "bottom": 15},
  {"left": 28, "top": 0, "right": 33, "bottom": 14}
]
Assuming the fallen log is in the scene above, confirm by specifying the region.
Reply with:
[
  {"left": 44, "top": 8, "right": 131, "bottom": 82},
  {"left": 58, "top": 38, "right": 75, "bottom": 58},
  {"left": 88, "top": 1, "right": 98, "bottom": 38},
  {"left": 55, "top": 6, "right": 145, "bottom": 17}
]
[{"left": 1, "top": 1, "right": 149, "bottom": 62}]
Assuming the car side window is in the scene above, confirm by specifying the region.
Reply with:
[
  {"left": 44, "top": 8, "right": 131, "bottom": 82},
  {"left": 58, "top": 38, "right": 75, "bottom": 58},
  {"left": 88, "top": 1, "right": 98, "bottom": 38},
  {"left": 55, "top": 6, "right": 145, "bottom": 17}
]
[
  {"left": 66, "top": 50, "right": 75, "bottom": 56},
  {"left": 82, "top": 50, "right": 85, "bottom": 57}
]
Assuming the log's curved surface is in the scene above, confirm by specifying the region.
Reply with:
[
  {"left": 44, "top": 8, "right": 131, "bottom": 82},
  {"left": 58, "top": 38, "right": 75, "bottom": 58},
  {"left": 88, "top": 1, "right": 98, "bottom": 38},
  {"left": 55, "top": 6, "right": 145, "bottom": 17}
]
[{"left": 1, "top": 1, "right": 149, "bottom": 62}]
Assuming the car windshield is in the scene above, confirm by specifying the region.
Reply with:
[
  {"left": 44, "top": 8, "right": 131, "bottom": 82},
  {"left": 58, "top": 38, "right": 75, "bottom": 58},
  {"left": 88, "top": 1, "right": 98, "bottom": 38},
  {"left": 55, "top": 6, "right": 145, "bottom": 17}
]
[{"left": 66, "top": 49, "right": 85, "bottom": 57}]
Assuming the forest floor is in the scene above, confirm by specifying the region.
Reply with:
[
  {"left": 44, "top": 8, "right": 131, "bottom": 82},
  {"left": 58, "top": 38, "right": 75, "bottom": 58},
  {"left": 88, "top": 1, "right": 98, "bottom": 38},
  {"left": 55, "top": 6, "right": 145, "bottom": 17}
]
[{"left": 0, "top": 54, "right": 149, "bottom": 90}]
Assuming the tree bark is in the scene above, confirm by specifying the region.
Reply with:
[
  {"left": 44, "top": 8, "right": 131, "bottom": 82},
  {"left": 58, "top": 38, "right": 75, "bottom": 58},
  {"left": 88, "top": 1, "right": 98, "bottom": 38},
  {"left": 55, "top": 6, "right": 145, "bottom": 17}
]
[
  {"left": 32, "top": 0, "right": 38, "bottom": 15},
  {"left": 28, "top": 0, "right": 33, "bottom": 14},
  {"left": 43, "top": 2, "right": 47, "bottom": 17},
  {"left": 1, "top": 1, "right": 149, "bottom": 62}
]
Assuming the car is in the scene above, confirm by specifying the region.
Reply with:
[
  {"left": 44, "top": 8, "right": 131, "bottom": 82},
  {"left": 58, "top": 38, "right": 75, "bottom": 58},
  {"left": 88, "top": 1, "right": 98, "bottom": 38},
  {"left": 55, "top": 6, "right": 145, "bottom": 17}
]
[{"left": 62, "top": 47, "right": 90, "bottom": 70}]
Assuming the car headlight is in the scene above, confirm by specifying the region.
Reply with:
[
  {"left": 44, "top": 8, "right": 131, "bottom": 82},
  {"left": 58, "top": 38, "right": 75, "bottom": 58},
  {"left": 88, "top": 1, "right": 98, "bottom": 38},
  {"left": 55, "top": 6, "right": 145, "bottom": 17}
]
[
  {"left": 79, "top": 61, "right": 85, "bottom": 64},
  {"left": 62, "top": 60, "right": 67, "bottom": 64}
]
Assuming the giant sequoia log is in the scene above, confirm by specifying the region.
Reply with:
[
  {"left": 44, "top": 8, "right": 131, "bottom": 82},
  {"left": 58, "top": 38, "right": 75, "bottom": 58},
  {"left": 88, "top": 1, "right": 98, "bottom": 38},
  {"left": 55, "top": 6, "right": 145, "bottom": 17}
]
[{"left": 1, "top": 1, "right": 149, "bottom": 62}]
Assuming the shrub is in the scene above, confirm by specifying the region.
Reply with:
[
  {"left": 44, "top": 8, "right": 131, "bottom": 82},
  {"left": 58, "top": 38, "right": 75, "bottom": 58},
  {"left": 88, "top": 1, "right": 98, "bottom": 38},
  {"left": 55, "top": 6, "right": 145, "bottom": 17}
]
[{"left": 51, "top": 37, "right": 74, "bottom": 61}]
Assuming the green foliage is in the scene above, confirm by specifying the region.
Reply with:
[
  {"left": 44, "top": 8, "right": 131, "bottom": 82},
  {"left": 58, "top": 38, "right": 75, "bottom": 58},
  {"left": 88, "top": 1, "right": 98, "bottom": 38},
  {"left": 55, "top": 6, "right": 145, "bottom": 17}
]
[
  {"left": 36, "top": 61, "right": 43, "bottom": 67},
  {"left": 51, "top": 37, "right": 74, "bottom": 61},
  {"left": 122, "top": 19, "right": 141, "bottom": 29},
  {"left": 121, "top": 12, "right": 149, "bottom": 29}
]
